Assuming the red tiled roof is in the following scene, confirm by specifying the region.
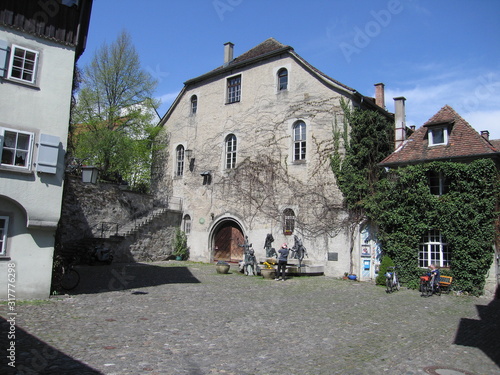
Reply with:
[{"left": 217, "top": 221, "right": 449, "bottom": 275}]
[{"left": 379, "top": 105, "right": 499, "bottom": 166}]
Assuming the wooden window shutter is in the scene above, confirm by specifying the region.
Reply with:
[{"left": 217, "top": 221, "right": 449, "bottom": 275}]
[
  {"left": 36, "top": 134, "right": 60, "bottom": 174},
  {"left": 0, "top": 40, "right": 9, "bottom": 78}
]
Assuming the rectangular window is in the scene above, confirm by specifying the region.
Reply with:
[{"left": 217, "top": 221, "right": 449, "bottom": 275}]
[
  {"left": 429, "top": 171, "right": 449, "bottom": 195},
  {"left": 227, "top": 75, "right": 241, "bottom": 103},
  {"left": 7, "top": 45, "right": 39, "bottom": 84},
  {"left": 0, "top": 216, "right": 8, "bottom": 256},
  {"left": 428, "top": 127, "right": 448, "bottom": 146},
  {"left": 0, "top": 128, "right": 34, "bottom": 170},
  {"left": 419, "top": 230, "right": 450, "bottom": 268}
]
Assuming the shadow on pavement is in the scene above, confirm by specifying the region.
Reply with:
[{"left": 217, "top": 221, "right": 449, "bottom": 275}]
[
  {"left": 64, "top": 263, "right": 200, "bottom": 295},
  {"left": 0, "top": 316, "right": 101, "bottom": 374},
  {"left": 454, "top": 297, "right": 500, "bottom": 367}
]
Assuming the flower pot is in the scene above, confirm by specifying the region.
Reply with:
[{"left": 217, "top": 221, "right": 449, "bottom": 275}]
[
  {"left": 348, "top": 274, "right": 357, "bottom": 280},
  {"left": 261, "top": 268, "right": 276, "bottom": 279},
  {"left": 175, "top": 255, "right": 183, "bottom": 261},
  {"left": 216, "top": 264, "right": 230, "bottom": 274}
]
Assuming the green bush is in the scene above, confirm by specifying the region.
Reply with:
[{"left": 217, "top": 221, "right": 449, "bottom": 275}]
[{"left": 376, "top": 255, "right": 394, "bottom": 285}]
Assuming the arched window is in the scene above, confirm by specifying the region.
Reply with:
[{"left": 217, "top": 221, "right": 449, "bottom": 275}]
[
  {"left": 283, "top": 208, "right": 295, "bottom": 235},
  {"left": 293, "top": 121, "right": 306, "bottom": 161},
  {"left": 225, "top": 134, "right": 237, "bottom": 169},
  {"left": 183, "top": 214, "right": 192, "bottom": 234},
  {"left": 176, "top": 145, "right": 185, "bottom": 177},
  {"left": 190, "top": 95, "right": 197, "bottom": 114},
  {"left": 278, "top": 68, "right": 288, "bottom": 91}
]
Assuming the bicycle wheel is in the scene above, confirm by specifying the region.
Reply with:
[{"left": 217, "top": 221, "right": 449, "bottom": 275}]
[
  {"left": 386, "top": 278, "right": 392, "bottom": 293},
  {"left": 61, "top": 269, "right": 80, "bottom": 290},
  {"left": 394, "top": 276, "right": 400, "bottom": 291},
  {"left": 425, "top": 281, "right": 433, "bottom": 297}
]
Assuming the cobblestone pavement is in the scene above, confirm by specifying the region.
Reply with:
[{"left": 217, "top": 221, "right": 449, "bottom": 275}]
[{"left": 1, "top": 261, "right": 499, "bottom": 375}]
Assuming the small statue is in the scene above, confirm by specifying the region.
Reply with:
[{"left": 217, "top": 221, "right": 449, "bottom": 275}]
[
  {"left": 239, "top": 236, "right": 257, "bottom": 275},
  {"left": 291, "top": 235, "right": 308, "bottom": 268},
  {"left": 264, "top": 233, "right": 277, "bottom": 258}
]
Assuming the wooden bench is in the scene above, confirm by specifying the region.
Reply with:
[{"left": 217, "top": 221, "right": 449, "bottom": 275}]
[{"left": 438, "top": 276, "right": 453, "bottom": 293}]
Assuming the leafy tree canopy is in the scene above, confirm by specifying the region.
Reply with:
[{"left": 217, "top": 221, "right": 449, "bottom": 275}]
[{"left": 71, "top": 30, "right": 160, "bottom": 191}]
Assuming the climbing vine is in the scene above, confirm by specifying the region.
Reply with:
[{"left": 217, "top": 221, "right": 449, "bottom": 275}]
[
  {"left": 371, "top": 160, "right": 499, "bottom": 295},
  {"left": 330, "top": 99, "right": 394, "bottom": 273},
  {"left": 330, "top": 99, "right": 498, "bottom": 295}
]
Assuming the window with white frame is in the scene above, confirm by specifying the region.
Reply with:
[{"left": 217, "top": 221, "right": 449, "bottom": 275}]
[
  {"left": 293, "top": 121, "right": 306, "bottom": 161},
  {"left": 227, "top": 75, "right": 241, "bottom": 103},
  {"left": 429, "top": 171, "right": 449, "bottom": 195},
  {"left": 0, "top": 216, "right": 8, "bottom": 256},
  {"left": 419, "top": 229, "right": 450, "bottom": 268},
  {"left": 283, "top": 208, "right": 295, "bottom": 235},
  {"left": 7, "top": 45, "right": 39, "bottom": 84},
  {"left": 176, "top": 145, "right": 185, "bottom": 177},
  {"left": 225, "top": 134, "right": 237, "bottom": 169},
  {"left": 278, "top": 68, "right": 288, "bottom": 91},
  {"left": 428, "top": 126, "right": 448, "bottom": 146},
  {"left": 0, "top": 128, "right": 34, "bottom": 170}
]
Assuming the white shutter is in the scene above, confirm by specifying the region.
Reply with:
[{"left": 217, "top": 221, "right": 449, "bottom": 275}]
[
  {"left": 36, "top": 134, "right": 60, "bottom": 174},
  {"left": 0, "top": 40, "right": 9, "bottom": 78}
]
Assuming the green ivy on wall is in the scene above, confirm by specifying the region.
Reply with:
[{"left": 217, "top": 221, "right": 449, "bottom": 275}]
[
  {"left": 331, "top": 100, "right": 499, "bottom": 295},
  {"left": 371, "top": 160, "right": 498, "bottom": 295}
]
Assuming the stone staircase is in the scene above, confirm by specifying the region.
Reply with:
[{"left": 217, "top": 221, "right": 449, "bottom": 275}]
[{"left": 112, "top": 208, "right": 169, "bottom": 238}]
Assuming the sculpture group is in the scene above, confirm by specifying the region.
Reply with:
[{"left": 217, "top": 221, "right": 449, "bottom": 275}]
[{"left": 239, "top": 233, "right": 308, "bottom": 275}]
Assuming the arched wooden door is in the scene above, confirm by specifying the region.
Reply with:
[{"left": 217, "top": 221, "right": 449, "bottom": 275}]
[{"left": 213, "top": 220, "right": 244, "bottom": 262}]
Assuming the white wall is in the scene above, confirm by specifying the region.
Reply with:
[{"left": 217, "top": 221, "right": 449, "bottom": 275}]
[{"left": 0, "top": 29, "right": 76, "bottom": 299}]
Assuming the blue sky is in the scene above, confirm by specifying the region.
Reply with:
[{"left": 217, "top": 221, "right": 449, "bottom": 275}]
[{"left": 79, "top": 0, "right": 500, "bottom": 138}]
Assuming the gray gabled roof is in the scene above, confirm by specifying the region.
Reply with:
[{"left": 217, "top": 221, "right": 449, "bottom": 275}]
[{"left": 159, "top": 38, "right": 389, "bottom": 125}]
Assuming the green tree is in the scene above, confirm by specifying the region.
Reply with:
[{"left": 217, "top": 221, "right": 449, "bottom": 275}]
[{"left": 71, "top": 30, "right": 160, "bottom": 191}]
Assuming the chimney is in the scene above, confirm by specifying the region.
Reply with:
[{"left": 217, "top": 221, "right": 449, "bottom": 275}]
[
  {"left": 224, "top": 42, "right": 234, "bottom": 65},
  {"left": 394, "top": 97, "right": 406, "bottom": 149},
  {"left": 374, "top": 83, "right": 385, "bottom": 108},
  {"left": 481, "top": 130, "right": 490, "bottom": 141}
]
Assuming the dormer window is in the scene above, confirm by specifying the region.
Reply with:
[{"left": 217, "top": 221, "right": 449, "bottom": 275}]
[
  {"left": 426, "top": 122, "right": 452, "bottom": 147},
  {"left": 429, "top": 127, "right": 448, "bottom": 146}
]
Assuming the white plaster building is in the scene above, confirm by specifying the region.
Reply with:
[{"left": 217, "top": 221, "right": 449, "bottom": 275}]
[
  {"left": 154, "top": 39, "right": 392, "bottom": 278},
  {"left": 0, "top": 0, "right": 92, "bottom": 298}
]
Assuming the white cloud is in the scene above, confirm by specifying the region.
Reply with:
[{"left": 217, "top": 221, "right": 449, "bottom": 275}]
[{"left": 156, "top": 90, "right": 181, "bottom": 115}]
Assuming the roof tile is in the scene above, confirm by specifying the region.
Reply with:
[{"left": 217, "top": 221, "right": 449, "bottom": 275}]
[{"left": 380, "top": 105, "right": 499, "bottom": 166}]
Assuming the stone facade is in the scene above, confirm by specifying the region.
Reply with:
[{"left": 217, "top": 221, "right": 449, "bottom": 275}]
[{"left": 153, "top": 39, "right": 391, "bottom": 279}]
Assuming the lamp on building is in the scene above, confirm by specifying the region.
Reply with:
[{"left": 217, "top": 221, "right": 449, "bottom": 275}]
[
  {"left": 81, "top": 166, "right": 99, "bottom": 184},
  {"left": 185, "top": 149, "right": 195, "bottom": 172}
]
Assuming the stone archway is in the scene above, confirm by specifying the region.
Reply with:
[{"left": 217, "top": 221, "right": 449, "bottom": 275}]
[{"left": 212, "top": 219, "right": 245, "bottom": 262}]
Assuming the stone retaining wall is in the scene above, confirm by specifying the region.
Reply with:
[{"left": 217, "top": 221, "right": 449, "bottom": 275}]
[{"left": 58, "top": 176, "right": 181, "bottom": 262}]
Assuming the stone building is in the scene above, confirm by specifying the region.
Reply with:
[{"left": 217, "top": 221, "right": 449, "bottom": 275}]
[
  {"left": 153, "top": 38, "right": 392, "bottom": 278},
  {"left": 0, "top": 0, "right": 93, "bottom": 298}
]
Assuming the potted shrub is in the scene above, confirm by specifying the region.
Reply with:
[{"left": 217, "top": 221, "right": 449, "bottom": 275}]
[{"left": 172, "top": 228, "right": 189, "bottom": 260}]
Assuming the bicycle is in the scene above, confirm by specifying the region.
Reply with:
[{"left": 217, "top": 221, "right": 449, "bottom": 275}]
[
  {"left": 60, "top": 262, "right": 80, "bottom": 291},
  {"left": 385, "top": 266, "right": 400, "bottom": 293},
  {"left": 53, "top": 254, "right": 80, "bottom": 292},
  {"left": 420, "top": 272, "right": 440, "bottom": 297}
]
